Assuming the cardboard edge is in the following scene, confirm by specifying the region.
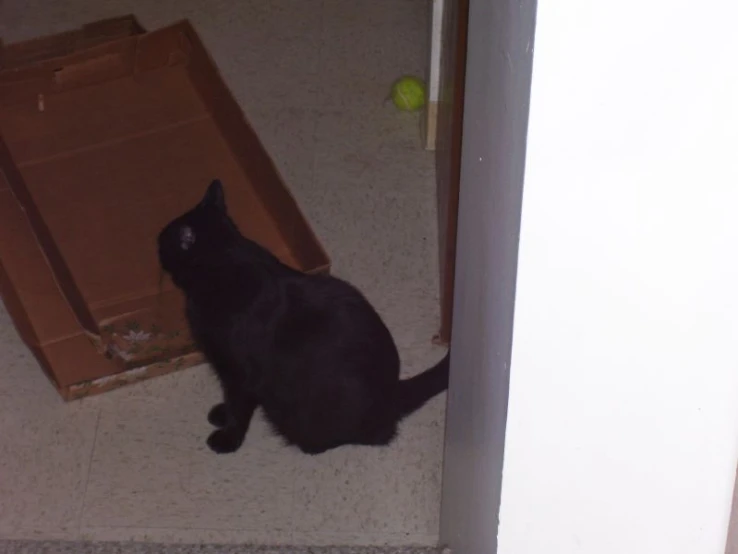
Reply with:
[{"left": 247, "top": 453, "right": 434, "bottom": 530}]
[
  {"left": 63, "top": 350, "right": 205, "bottom": 400},
  {"left": 172, "top": 20, "right": 332, "bottom": 275},
  {"left": 0, "top": 15, "right": 145, "bottom": 71}
]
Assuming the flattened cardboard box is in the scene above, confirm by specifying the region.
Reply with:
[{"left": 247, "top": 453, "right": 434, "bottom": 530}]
[{"left": 0, "top": 17, "right": 330, "bottom": 400}]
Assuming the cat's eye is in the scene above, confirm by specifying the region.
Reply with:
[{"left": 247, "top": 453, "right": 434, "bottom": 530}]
[{"left": 179, "top": 226, "right": 196, "bottom": 250}]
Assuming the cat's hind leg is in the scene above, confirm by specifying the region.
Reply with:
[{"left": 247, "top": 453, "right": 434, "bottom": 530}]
[{"left": 295, "top": 424, "right": 397, "bottom": 455}]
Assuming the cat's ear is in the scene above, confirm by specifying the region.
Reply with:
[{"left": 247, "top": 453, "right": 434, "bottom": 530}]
[{"left": 201, "top": 179, "right": 226, "bottom": 212}]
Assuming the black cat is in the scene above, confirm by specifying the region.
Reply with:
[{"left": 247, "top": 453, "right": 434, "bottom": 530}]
[{"left": 158, "top": 180, "right": 449, "bottom": 455}]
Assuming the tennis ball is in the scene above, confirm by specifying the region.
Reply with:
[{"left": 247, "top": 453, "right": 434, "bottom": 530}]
[{"left": 391, "top": 76, "right": 426, "bottom": 111}]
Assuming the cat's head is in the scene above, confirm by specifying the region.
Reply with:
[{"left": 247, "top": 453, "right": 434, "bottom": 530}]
[{"left": 157, "top": 179, "right": 235, "bottom": 286}]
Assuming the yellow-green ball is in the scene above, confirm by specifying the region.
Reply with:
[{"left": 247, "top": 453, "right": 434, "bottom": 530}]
[{"left": 391, "top": 76, "right": 426, "bottom": 111}]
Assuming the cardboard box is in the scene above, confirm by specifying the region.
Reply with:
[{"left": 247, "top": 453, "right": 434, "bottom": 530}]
[{"left": 0, "top": 17, "right": 330, "bottom": 400}]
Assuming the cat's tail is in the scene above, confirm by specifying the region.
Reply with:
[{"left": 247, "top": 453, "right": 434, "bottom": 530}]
[{"left": 397, "top": 352, "right": 450, "bottom": 419}]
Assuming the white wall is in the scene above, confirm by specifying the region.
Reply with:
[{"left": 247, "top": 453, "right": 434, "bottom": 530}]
[{"left": 498, "top": 1, "right": 738, "bottom": 553}]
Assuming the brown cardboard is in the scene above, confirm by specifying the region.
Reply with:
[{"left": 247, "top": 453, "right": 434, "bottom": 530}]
[{"left": 0, "top": 17, "right": 330, "bottom": 399}]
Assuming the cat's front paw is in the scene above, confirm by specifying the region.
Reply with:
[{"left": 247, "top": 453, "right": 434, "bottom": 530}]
[
  {"left": 207, "top": 428, "right": 244, "bottom": 454},
  {"left": 207, "top": 403, "right": 228, "bottom": 428}
]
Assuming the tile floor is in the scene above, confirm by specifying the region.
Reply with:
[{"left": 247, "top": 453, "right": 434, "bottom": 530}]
[{"left": 0, "top": 0, "right": 447, "bottom": 547}]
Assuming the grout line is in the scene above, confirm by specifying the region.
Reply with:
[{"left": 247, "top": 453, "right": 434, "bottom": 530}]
[{"left": 75, "top": 408, "right": 103, "bottom": 539}]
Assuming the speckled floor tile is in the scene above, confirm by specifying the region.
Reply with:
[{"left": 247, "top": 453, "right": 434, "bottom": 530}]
[
  {"left": 78, "top": 526, "right": 295, "bottom": 546},
  {"left": 313, "top": 106, "right": 435, "bottom": 197},
  {"left": 0, "top": 309, "right": 66, "bottom": 407},
  {"left": 246, "top": 107, "right": 320, "bottom": 196},
  {"left": 0, "top": 308, "right": 97, "bottom": 541},
  {"left": 202, "top": 3, "right": 325, "bottom": 112},
  {"left": 0, "top": 0, "right": 444, "bottom": 547},
  {"left": 289, "top": 396, "right": 445, "bottom": 544},
  {"left": 0, "top": 373, "right": 99, "bottom": 540},
  {"left": 317, "top": 0, "right": 429, "bottom": 110},
  {"left": 306, "top": 103, "right": 438, "bottom": 296},
  {"left": 300, "top": 185, "right": 438, "bottom": 298},
  {"left": 0, "top": 1, "right": 324, "bottom": 110},
  {"left": 288, "top": 531, "right": 441, "bottom": 548},
  {"left": 80, "top": 395, "right": 299, "bottom": 538}
]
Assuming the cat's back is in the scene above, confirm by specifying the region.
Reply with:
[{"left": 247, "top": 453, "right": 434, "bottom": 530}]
[
  {"left": 186, "top": 262, "right": 393, "bottom": 352},
  {"left": 292, "top": 272, "right": 376, "bottom": 315},
  {"left": 281, "top": 272, "right": 397, "bottom": 351}
]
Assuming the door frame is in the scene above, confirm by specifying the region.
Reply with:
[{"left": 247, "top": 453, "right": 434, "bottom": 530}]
[{"left": 439, "top": 0, "right": 538, "bottom": 552}]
